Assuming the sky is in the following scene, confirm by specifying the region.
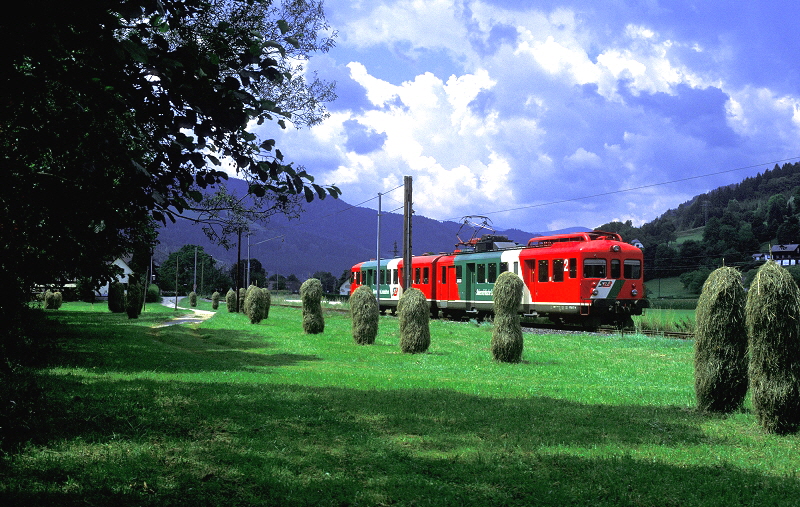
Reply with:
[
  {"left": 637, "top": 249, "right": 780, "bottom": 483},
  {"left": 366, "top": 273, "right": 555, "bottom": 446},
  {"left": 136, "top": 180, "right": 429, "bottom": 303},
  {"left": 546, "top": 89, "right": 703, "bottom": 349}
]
[{"left": 252, "top": 0, "right": 800, "bottom": 232}]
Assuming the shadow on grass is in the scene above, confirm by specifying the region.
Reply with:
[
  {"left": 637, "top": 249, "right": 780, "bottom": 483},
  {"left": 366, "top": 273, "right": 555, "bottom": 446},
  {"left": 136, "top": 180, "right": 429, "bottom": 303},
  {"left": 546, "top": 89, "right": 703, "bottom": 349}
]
[
  {"left": 5, "top": 371, "right": 800, "bottom": 506},
  {"left": 42, "top": 312, "right": 321, "bottom": 374}
]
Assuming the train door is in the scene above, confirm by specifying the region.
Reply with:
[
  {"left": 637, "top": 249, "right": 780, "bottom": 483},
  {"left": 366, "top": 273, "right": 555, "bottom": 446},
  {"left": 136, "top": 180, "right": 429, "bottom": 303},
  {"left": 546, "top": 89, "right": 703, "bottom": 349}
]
[
  {"left": 464, "top": 262, "right": 476, "bottom": 304},
  {"left": 523, "top": 259, "right": 537, "bottom": 300}
]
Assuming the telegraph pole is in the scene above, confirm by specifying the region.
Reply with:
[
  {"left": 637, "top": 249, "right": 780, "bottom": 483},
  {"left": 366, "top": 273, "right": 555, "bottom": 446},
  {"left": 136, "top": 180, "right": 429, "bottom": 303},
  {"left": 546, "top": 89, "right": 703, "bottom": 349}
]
[{"left": 402, "top": 176, "right": 413, "bottom": 290}]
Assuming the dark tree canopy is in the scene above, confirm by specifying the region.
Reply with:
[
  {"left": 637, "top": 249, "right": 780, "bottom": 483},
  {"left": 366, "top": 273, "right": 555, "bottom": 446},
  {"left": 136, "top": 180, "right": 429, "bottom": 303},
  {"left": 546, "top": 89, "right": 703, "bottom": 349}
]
[{"left": 1, "top": 0, "right": 339, "bottom": 355}]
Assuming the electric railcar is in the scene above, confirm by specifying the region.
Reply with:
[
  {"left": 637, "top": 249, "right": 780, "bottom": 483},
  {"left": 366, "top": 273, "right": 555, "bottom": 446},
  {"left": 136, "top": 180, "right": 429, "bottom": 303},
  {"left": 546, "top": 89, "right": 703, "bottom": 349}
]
[{"left": 350, "top": 231, "right": 648, "bottom": 328}]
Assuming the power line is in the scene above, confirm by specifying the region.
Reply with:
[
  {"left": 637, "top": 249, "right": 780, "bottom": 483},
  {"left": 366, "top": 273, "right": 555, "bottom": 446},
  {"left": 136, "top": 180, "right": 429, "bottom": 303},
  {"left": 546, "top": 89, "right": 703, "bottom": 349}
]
[{"left": 443, "top": 156, "right": 800, "bottom": 222}]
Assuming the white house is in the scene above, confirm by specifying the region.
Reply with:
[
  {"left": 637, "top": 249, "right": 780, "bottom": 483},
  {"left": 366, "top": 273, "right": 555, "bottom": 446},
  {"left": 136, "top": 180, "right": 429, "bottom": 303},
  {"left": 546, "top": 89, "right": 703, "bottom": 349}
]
[{"left": 96, "top": 258, "right": 134, "bottom": 298}]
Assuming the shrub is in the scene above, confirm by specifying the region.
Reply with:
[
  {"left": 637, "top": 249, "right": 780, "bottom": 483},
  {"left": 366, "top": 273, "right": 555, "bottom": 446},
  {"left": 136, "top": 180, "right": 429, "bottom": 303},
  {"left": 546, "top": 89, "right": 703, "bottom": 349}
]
[
  {"left": 350, "top": 285, "right": 379, "bottom": 345},
  {"left": 188, "top": 291, "right": 198, "bottom": 307},
  {"left": 125, "top": 280, "right": 143, "bottom": 319},
  {"left": 76, "top": 277, "right": 98, "bottom": 302},
  {"left": 108, "top": 281, "right": 125, "bottom": 313},
  {"left": 746, "top": 261, "right": 800, "bottom": 434},
  {"left": 238, "top": 288, "right": 247, "bottom": 312},
  {"left": 245, "top": 286, "right": 269, "bottom": 324},
  {"left": 211, "top": 291, "right": 220, "bottom": 310},
  {"left": 491, "top": 271, "right": 524, "bottom": 363},
  {"left": 145, "top": 284, "right": 161, "bottom": 303},
  {"left": 263, "top": 288, "right": 271, "bottom": 319},
  {"left": 300, "top": 278, "right": 324, "bottom": 334},
  {"left": 225, "top": 289, "right": 236, "bottom": 313},
  {"left": 243, "top": 285, "right": 258, "bottom": 316},
  {"left": 694, "top": 267, "right": 748, "bottom": 413},
  {"left": 398, "top": 288, "right": 430, "bottom": 354}
]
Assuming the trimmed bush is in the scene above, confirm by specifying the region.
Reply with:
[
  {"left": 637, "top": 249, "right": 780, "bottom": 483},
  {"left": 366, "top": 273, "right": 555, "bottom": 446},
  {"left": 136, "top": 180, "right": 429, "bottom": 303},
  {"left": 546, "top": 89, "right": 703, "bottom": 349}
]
[
  {"left": 300, "top": 278, "right": 324, "bottom": 334},
  {"left": 245, "top": 286, "right": 269, "bottom": 324},
  {"left": 189, "top": 291, "right": 198, "bottom": 307},
  {"left": 491, "top": 271, "right": 524, "bottom": 363},
  {"left": 145, "top": 284, "right": 161, "bottom": 303},
  {"left": 746, "top": 261, "right": 800, "bottom": 434},
  {"left": 263, "top": 288, "right": 271, "bottom": 319},
  {"left": 694, "top": 266, "right": 748, "bottom": 413},
  {"left": 211, "top": 291, "right": 220, "bottom": 310},
  {"left": 351, "top": 285, "right": 379, "bottom": 345},
  {"left": 125, "top": 281, "right": 143, "bottom": 319},
  {"left": 225, "top": 289, "right": 236, "bottom": 313},
  {"left": 398, "top": 288, "right": 430, "bottom": 354},
  {"left": 108, "top": 281, "right": 125, "bottom": 313}
]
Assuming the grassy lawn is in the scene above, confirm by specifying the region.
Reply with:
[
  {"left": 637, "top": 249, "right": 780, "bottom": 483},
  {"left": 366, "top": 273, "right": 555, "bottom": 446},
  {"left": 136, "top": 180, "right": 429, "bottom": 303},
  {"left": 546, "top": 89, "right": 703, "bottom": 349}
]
[{"left": 2, "top": 302, "right": 799, "bottom": 506}]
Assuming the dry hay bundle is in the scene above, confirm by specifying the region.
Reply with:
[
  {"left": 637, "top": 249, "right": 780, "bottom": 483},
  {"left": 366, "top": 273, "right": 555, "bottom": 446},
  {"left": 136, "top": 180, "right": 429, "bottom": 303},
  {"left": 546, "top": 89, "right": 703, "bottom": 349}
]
[
  {"left": 491, "top": 271, "right": 524, "bottom": 363},
  {"left": 225, "top": 289, "right": 236, "bottom": 313},
  {"left": 189, "top": 291, "right": 197, "bottom": 307},
  {"left": 746, "top": 261, "right": 800, "bottom": 434},
  {"left": 350, "top": 285, "right": 379, "bottom": 345},
  {"left": 245, "top": 285, "right": 269, "bottom": 324},
  {"left": 262, "top": 288, "right": 271, "bottom": 319},
  {"left": 693, "top": 266, "right": 748, "bottom": 413},
  {"left": 301, "top": 278, "right": 325, "bottom": 334},
  {"left": 211, "top": 291, "right": 220, "bottom": 310},
  {"left": 238, "top": 288, "right": 247, "bottom": 312},
  {"left": 398, "top": 288, "right": 430, "bottom": 354}
]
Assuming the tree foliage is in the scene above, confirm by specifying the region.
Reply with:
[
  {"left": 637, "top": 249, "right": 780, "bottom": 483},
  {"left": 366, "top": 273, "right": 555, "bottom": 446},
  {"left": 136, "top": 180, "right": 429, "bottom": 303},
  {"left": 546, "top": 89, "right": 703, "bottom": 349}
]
[
  {"left": 1, "top": 0, "right": 339, "bottom": 359},
  {"left": 157, "top": 245, "right": 231, "bottom": 295}
]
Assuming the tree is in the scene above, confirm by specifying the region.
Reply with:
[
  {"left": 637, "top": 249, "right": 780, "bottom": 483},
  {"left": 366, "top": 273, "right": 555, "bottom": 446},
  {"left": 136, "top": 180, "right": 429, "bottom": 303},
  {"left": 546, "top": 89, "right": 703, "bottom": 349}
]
[
  {"left": 1, "top": 0, "right": 339, "bottom": 361},
  {"left": 312, "top": 271, "right": 338, "bottom": 293},
  {"left": 158, "top": 245, "right": 231, "bottom": 296}
]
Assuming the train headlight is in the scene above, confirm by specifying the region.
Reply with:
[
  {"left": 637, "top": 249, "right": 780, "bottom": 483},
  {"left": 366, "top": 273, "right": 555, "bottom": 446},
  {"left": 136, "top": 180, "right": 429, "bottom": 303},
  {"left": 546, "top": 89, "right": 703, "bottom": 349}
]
[
  {"left": 592, "top": 289, "right": 599, "bottom": 296},
  {"left": 611, "top": 245, "right": 621, "bottom": 252},
  {"left": 631, "top": 289, "right": 638, "bottom": 296}
]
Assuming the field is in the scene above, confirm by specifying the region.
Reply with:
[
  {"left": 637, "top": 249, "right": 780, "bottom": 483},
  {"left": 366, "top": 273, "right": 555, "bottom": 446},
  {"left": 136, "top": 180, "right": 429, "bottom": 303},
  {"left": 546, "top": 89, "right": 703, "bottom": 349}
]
[{"left": 2, "top": 300, "right": 799, "bottom": 506}]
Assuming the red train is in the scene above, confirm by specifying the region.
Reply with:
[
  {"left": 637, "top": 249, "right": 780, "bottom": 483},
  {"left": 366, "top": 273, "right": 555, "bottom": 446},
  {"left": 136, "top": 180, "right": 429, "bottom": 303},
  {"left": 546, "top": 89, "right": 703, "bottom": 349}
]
[{"left": 350, "top": 231, "right": 648, "bottom": 328}]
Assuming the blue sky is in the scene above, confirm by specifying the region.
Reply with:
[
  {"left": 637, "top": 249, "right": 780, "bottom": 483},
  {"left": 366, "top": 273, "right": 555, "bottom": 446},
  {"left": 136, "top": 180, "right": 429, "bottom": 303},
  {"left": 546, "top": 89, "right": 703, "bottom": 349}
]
[{"left": 253, "top": 0, "right": 800, "bottom": 232}]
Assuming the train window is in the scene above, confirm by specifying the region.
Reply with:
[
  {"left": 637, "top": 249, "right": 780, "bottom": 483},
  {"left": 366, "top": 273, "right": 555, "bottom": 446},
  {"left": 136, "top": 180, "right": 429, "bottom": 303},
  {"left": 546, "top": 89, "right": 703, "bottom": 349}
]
[
  {"left": 393, "top": 269, "right": 399, "bottom": 284},
  {"left": 624, "top": 259, "right": 642, "bottom": 279},
  {"left": 477, "top": 264, "right": 486, "bottom": 283},
  {"left": 513, "top": 261, "right": 519, "bottom": 275},
  {"left": 500, "top": 262, "right": 508, "bottom": 273},
  {"left": 553, "top": 259, "right": 564, "bottom": 282},
  {"left": 488, "top": 263, "right": 498, "bottom": 283},
  {"left": 584, "top": 259, "right": 606, "bottom": 278},
  {"left": 538, "top": 260, "right": 549, "bottom": 282},
  {"left": 414, "top": 267, "right": 421, "bottom": 284},
  {"left": 456, "top": 265, "right": 463, "bottom": 281},
  {"left": 441, "top": 266, "right": 447, "bottom": 284},
  {"left": 569, "top": 258, "right": 577, "bottom": 278},
  {"left": 423, "top": 267, "right": 429, "bottom": 284},
  {"left": 611, "top": 259, "right": 621, "bottom": 279}
]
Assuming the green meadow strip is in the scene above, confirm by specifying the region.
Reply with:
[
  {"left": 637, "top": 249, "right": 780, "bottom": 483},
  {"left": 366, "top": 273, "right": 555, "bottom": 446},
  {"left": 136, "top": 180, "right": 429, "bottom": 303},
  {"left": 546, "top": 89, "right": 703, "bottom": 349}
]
[{"left": 2, "top": 303, "right": 799, "bottom": 506}]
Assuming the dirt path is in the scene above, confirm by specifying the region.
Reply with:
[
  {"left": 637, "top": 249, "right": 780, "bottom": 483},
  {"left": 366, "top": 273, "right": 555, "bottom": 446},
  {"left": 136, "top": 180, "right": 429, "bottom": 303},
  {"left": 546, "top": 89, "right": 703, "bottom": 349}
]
[{"left": 153, "top": 297, "right": 216, "bottom": 328}]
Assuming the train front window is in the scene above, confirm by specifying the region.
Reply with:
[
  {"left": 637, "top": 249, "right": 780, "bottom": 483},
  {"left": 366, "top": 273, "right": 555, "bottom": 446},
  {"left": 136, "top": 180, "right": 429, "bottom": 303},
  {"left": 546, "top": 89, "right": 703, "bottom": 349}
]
[
  {"left": 393, "top": 269, "right": 399, "bottom": 284},
  {"left": 611, "top": 259, "right": 621, "bottom": 279},
  {"left": 584, "top": 259, "right": 606, "bottom": 278},
  {"left": 624, "top": 259, "right": 642, "bottom": 279}
]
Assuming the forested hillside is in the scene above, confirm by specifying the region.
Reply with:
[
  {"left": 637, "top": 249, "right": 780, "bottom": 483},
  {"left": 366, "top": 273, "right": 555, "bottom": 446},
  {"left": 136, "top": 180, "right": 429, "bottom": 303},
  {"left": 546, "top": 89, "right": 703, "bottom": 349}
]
[{"left": 598, "top": 161, "right": 800, "bottom": 290}]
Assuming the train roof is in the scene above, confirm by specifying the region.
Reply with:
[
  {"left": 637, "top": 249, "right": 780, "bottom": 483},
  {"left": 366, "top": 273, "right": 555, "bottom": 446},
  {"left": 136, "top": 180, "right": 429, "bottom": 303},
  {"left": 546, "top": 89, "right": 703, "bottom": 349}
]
[{"left": 527, "top": 230, "right": 624, "bottom": 247}]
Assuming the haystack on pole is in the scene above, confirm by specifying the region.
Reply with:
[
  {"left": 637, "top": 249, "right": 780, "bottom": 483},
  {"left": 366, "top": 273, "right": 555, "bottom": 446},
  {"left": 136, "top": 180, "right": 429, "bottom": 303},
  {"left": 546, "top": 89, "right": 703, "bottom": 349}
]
[
  {"left": 211, "top": 291, "right": 220, "bottom": 310},
  {"left": 746, "top": 261, "right": 800, "bottom": 434},
  {"left": 491, "top": 271, "right": 524, "bottom": 363},
  {"left": 398, "top": 288, "right": 430, "bottom": 354},
  {"left": 694, "top": 266, "right": 748, "bottom": 413},
  {"left": 225, "top": 289, "right": 236, "bottom": 313},
  {"left": 262, "top": 287, "right": 271, "bottom": 320},
  {"left": 245, "top": 285, "right": 268, "bottom": 324},
  {"left": 301, "top": 278, "right": 325, "bottom": 334},
  {"left": 351, "top": 285, "right": 379, "bottom": 345}
]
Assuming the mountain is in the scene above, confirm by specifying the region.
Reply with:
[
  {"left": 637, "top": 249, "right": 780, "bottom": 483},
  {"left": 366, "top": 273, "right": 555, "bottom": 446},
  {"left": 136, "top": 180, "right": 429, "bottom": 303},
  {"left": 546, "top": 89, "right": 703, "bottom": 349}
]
[{"left": 154, "top": 178, "right": 590, "bottom": 278}]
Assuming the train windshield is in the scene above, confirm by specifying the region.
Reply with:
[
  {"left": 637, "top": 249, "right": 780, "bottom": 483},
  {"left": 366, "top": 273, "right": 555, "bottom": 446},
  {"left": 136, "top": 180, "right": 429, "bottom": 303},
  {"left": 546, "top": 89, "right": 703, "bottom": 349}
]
[
  {"left": 624, "top": 259, "right": 641, "bottom": 279},
  {"left": 583, "top": 259, "right": 606, "bottom": 278}
]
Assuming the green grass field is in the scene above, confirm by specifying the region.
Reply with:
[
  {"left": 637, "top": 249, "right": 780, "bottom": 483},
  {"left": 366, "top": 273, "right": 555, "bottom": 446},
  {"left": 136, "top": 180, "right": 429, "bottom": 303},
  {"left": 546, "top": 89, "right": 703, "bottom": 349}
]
[{"left": 2, "top": 301, "right": 799, "bottom": 506}]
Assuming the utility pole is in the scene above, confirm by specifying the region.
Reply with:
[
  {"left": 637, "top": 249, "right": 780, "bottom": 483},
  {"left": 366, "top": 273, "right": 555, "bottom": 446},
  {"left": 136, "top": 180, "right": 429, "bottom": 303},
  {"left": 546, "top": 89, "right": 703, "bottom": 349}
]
[
  {"left": 376, "top": 192, "right": 382, "bottom": 304},
  {"left": 402, "top": 176, "right": 413, "bottom": 290},
  {"left": 174, "top": 254, "right": 179, "bottom": 311},
  {"left": 193, "top": 245, "right": 198, "bottom": 292},
  {"left": 236, "top": 228, "right": 242, "bottom": 312}
]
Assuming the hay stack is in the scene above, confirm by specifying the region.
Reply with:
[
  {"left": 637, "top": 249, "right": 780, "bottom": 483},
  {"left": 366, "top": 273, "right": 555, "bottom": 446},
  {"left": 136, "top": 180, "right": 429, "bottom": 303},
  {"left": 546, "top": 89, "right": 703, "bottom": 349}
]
[
  {"left": 225, "top": 289, "right": 236, "bottom": 313},
  {"left": 351, "top": 285, "right": 379, "bottom": 345},
  {"left": 262, "top": 288, "right": 271, "bottom": 319},
  {"left": 491, "top": 271, "right": 524, "bottom": 363},
  {"left": 694, "top": 266, "right": 748, "bottom": 412},
  {"left": 211, "top": 291, "right": 220, "bottom": 310},
  {"left": 301, "top": 278, "right": 325, "bottom": 334},
  {"left": 189, "top": 291, "right": 197, "bottom": 307},
  {"left": 245, "top": 286, "right": 269, "bottom": 324},
  {"left": 399, "top": 288, "right": 430, "bottom": 354},
  {"left": 746, "top": 261, "right": 800, "bottom": 434}
]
